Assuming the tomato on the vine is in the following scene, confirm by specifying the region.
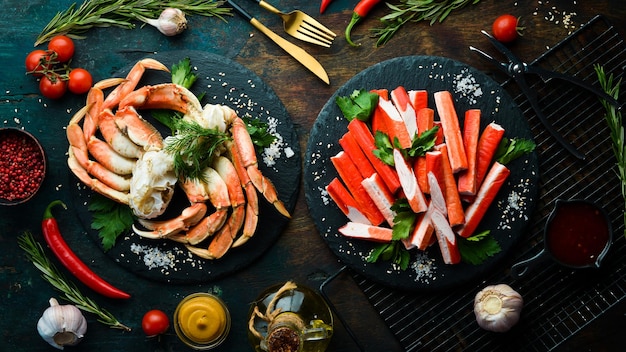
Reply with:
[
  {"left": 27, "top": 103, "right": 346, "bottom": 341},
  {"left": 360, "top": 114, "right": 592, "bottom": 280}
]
[
  {"left": 68, "top": 68, "right": 93, "bottom": 94},
  {"left": 25, "top": 50, "right": 51, "bottom": 77},
  {"left": 39, "top": 74, "right": 67, "bottom": 99},
  {"left": 492, "top": 14, "right": 522, "bottom": 43},
  {"left": 48, "top": 35, "right": 75, "bottom": 63},
  {"left": 141, "top": 309, "right": 170, "bottom": 337}
]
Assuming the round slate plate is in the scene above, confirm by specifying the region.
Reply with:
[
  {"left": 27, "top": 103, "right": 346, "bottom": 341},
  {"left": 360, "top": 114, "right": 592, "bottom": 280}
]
[
  {"left": 304, "top": 56, "right": 539, "bottom": 292},
  {"left": 71, "top": 50, "right": 300, "bottom": 284}
]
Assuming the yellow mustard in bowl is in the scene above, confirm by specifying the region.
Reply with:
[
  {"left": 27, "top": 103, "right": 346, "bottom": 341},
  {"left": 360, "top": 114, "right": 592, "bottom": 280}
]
[{"left": 174, "top": 293, "right": 230, "bottom": 350}]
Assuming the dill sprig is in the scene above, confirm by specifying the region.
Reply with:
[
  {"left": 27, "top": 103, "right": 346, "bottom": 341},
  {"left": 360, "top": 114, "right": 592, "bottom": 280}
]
[
  {"left": 35, "top": 0, "right": 232, "bottom": 45},
  {"left": 372, "top": 0, "right": 481, "bottom": 47},
  {"left": 17, "top": 232, "right": 131, "bottom": 331},
  {"left": 595, "top": 65, "right": 626, "bottom": 238},
  {"left": 165, "top": 119, "right": 231, "bottom": 180}
]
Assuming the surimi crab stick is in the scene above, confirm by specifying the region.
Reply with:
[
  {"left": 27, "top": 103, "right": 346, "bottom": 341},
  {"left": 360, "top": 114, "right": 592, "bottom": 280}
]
[
  {"left": 457, "top": 161, "right": 510, "bottom": 238},
  {"left": 474, "top": 122, "right": 505, "bottom": 190},
  {"left": 391, "top": 86, "right": 418, "bottom": 139},
  {"left": 457, "top": 109, "right": 481, "bottom": 196},
  {"left": 416, "top": 108, "right": 434, "bottom": 137},
  {"left": 339, "top": 222, "right": 393, "bottom": 243},
  {"left": 326, "top": 177, "right": 372, "bottom": 225},
  {"left": 427, "top": 171, "right": 461, "bottom": 264},
  {"left": 409, "top": 90, "right": 428, "bottom": 111},
  {"left": 434, "top": 91, "right": 468, "bottom": 173},
  {"left": 424, "top": 150, "right": 444, "bottom": 195},
  {"left": 339, "top": 132, "right": 375, "bottom": 179},
  {"left": 347, "top": 119, "right": 401, "bottom": 194},
  {"left": 393, "top": 148, "right": 428, "bottom": 213},
  {"left": 403, "top": 207, "right": 435, "bottom": 250},
  {"left": 374, "top": 98, "right": 412, "bottom": 149},
  {"left": 362, "top": 173, "right": 396, "bottom": 226},
  {"left": 436, "top": 144, "right": 465, "bottom": 227},
  {"left": 331, "top": 151, "right": 385, "bottom": 226}
]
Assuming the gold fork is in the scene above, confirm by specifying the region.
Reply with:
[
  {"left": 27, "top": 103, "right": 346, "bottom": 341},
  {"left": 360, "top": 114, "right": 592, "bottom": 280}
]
[{"left": 249, "top": 0, "right": 336, "bottom": 47}]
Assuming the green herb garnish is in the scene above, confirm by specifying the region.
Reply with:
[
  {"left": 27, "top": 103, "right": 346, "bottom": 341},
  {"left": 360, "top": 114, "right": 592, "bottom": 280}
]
[
  {"left": 35, "top": 0, "right": 231, "bottom": 45},
  {"left": 367, "top": 199, "right": 415, "bottom": 271},
  {"left": 18, "top": 232, "right": 131, "bottom": 331},
  {"left": 336, "top": 89, "right": 380, "bottom": 122},
  {"left": 88, "top": 193, "right": 136, "bottom": 252},
  {"left": 373, "top": 0, "right": 482, "bottom": 47},
  {"left": 595, "top": 65, "right": 626, "bottom": 238},
  {"left": 457, "top": 230, "right": 501, "bottom": 265},
  {"left": 495, "top": 137, "right": 536, "bottom": 165}
]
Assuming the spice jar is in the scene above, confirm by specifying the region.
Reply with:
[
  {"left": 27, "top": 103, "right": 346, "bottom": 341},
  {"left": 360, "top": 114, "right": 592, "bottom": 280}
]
[
  {"left": 248, "top": 281, "right": 333, "bottom": 352},
  {"left": 174, "top": 292, "right": 231, "bottom": 350}
]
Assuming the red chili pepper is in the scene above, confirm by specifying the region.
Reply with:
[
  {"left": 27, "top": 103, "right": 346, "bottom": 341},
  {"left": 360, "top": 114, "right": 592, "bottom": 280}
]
[
  {"left": 345, "top": 0, "right": 382, "bottom": 47},
  {"left": 320, "top": 0, "right": 333, "bottom": 14},
  {"left": 42, "top": 200, "right": 131, "bottom": 299}
]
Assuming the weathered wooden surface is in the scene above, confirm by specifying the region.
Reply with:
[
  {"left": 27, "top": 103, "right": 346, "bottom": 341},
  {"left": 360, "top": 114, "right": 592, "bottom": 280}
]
[{"left": 1, "top": 0, "right": 625, "bottom": 351}]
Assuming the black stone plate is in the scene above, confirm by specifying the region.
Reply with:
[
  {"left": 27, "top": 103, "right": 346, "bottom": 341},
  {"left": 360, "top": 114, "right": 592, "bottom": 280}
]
[
  {"left": 71, "top": 50, "right": 300, "bottom": 284},
  {"left": 304, "top": 56, "right": 539, "bottom": 292}
]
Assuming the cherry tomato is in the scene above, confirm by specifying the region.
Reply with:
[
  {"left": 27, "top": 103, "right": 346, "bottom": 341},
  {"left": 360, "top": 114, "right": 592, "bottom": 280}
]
[
  {"left": 48, "top": 35, "right": 75, "bottom": 63},
  {"left": 39, "top": 74, "right": 67, "bottom": 99},
  {"left": 68, "top": 68, "right": 93, "bottom": 94},
  {"left": 492, "top": 14, "right": 522, "bottom": 43},
  {"left": 141, "top": 309, "right": 170, "bottom": 337},
  {"left": 25, "top": 50, "right": 51, "bottom": 77}
]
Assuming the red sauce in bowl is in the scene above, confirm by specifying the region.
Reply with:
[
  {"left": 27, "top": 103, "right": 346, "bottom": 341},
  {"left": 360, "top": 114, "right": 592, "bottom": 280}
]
[{"left": 545, "top": 201, "right": 610, "bottom": 267}]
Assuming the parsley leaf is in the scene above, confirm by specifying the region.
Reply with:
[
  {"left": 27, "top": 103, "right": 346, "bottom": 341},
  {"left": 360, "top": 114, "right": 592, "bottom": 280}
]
[
  {"left": 457, "top": 230, "right": 502, "bottom": 265},
  {"left": 367, "top": 241, "right": 411, "bottom": 270},
  {"left": 372, "top": 130, "right": 397, "bottom": 165},
  {"left": 407, "top": 126, "right": 439, "bottom": 157},
  {"left": 336, "top": 89, "right": 379, "bottom": 121},
  {"left": 495, "top": 137, "right": 536, "bottom": 165},
  {"left": 242, "top": 117, "right": 276, "bottom": 149},
  {"left": 88, "top": 194, "right": 136, "bottom": 252},
  {"left": 171, "top": 57, "right": 197, "bottom": 88}
]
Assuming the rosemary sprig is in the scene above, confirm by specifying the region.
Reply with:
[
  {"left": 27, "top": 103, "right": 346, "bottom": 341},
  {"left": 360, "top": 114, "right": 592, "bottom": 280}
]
[
  {"left": 35, "top": 0, "right": 231, "bottom": 45},
  {"left": 595, "top": 65, "right": 626, "bottom": 238},
  {"left": 372, "top": 0, "right": 481, "bottom": 47},
  {"left": 17, "top": 232, "right": 132, "bottom": 331}
]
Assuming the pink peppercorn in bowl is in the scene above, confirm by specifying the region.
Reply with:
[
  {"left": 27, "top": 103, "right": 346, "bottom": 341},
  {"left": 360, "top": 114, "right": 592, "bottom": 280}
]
[{"left": 0, "top": 128, "right": 47, "bottom": 205}]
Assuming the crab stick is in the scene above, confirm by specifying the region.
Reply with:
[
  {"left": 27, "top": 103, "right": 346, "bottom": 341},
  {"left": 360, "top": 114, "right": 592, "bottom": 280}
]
[
  {"left": 393, "top": 149, "right": 428, "bottom": 214},
  {"left": 408, "top": 90, "right": 428, "bottom": 111},
  {"left": 326, "top": 177, "right": 371, "bottom": 225},
  {"left": 457, "top": 162, "right": 510, "bottom": 238},
  {"left": 362, "top": 173, "right": 396, "bottom": 226},
  {"left": 404, "top": 205, "right": 435, "bottom": 250},
  {"left": 414, "top": 156, "right": 428, "bottom": 196},
  {"left": 370, "top": 89, "right": 389, "bottom": 136},
  {"left": 424, "top": 150, "right": 444, "bottom": 195},
  {"left": 374, "top": 98, "right": 412, "bottom": 149},
  {"left": 434, "top": 91, "right": 468, "bottom": 173},
  {"left": 431, "top": 209, "right": 461, "bottom": 264},
  {"left": 339, "top": 222, "right": 393, "bottom": 243},
  {"left": 331, "top": 151, "right": 385, "bottom": 226},
  {"left": 434, "top": 121, "right": 445, "bottom": 144},
  {"left": 457, "top": 109, "right": 481, "bottom": 196},
  {"left": 339, "top": 132, "right": 375, "bottom": 179},
  {"left": 475, "top": 122, "right": 505, "bottom": 190},
  {"left": 416, "top": 108, "right": 435, "bottom": 137},
  {"left": 436, "top": 144, "right": 465, "bottom": 227},
  {"left": 391, "top": 86, "right": 418, "bottom": 140},
  {"left": 347, "top": 119, "right": 401, "bottom": 194}
]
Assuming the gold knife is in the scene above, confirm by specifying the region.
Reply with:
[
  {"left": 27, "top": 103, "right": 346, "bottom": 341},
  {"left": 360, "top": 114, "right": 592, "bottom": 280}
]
[{"left": 227, "top": 0, "right": 330, "bottom": 84}]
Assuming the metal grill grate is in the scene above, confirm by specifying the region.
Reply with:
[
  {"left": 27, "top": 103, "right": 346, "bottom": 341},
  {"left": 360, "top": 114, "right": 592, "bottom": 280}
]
[{"left": 354, "top": 15, "right": 626, "bottom": 351}]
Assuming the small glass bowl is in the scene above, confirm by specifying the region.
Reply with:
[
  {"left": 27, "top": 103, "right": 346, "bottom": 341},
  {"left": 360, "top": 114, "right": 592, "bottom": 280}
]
[
  {"left": 173, "top": 292, "right": 231, "bottom": 350},
  {"left": 0, "top": 127, "right": 46, "bottom": 206}
]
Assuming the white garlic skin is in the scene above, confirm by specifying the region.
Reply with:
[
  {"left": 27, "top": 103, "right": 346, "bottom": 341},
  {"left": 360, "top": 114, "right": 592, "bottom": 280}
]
[
  {"left": 474, "top": 284, "right": 523, "bottom": 333},
  {"left": 37, "top": 298, "right": 87, "bottom": 350},
  {"left": 146, "top": 8, "right": 188, "bottom": 36}
]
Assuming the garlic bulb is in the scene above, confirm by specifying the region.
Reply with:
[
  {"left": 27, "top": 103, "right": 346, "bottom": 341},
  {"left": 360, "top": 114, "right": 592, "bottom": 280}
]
[
  {"left": 37, "top": 298, "right": 87, "bottom": 350},
  {"left": 145, "top": 8, "right": 188, "bottom": 36},
  {"left": 473, "top": 284, "right": 523, "bottom": 333}
]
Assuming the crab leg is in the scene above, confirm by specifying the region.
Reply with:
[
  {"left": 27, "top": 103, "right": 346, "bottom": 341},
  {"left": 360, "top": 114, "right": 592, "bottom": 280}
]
[
  {"left": 230, "top": 116, "right": 290, "bottom": 218},
  {"left": 102, "top": 58, "right": 170, "bottom": 111},
  {"left": 98, "top": 109, "right": 144, "bottom": 159},
  {"left": 134, "top": 203, "right": 208, "bottom": 239},
  {"left": 114, "top": 106, "right": 164, "bottom": 152},
  {"left": 230, "top": 142, "right": 259, "bottom": 248},
  {"left": 67, "top": 148, "right": 129, "bottom": 204}
]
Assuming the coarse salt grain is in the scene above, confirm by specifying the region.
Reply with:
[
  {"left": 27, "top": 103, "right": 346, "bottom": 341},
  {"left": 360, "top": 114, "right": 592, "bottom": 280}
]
[
  {"left": 412, "top": 252, "right": 437, "bottom": 283},
  {"left": 130, "top": 243, "right": 175, "bottom": 270}
]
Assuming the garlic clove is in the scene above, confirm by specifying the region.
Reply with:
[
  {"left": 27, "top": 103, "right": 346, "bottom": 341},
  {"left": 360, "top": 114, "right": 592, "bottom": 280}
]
[
  {"left": 37, "top": 298, "right": 87, "bottom": 350},
  {"left": 474, "top": 284, "right": 523, "bottom": 333},
  {"left": 145, "top": 8, "right": 188, "bottom": 36}
]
